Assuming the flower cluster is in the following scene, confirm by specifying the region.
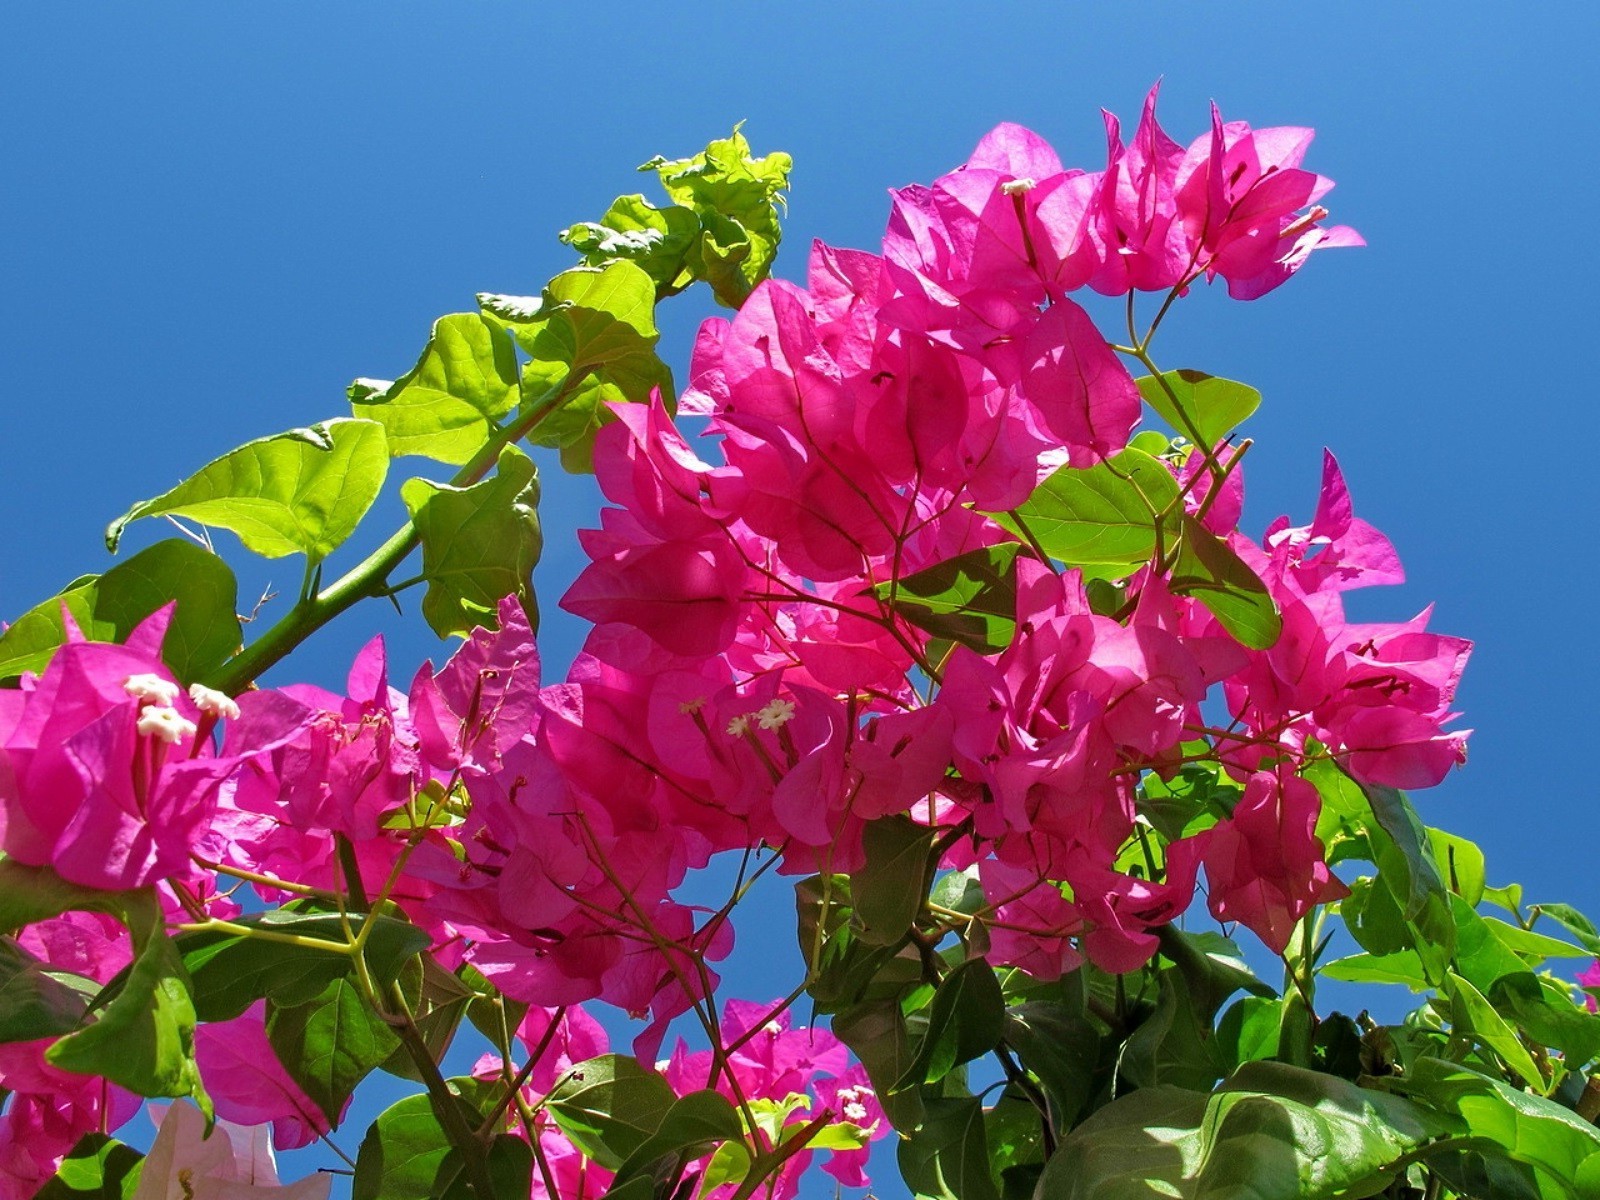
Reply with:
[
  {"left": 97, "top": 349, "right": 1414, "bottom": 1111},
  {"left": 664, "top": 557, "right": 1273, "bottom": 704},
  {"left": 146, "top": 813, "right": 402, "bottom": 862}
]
[{"left": 0, "top": 90, "right": 1462, "bottom": 1200}]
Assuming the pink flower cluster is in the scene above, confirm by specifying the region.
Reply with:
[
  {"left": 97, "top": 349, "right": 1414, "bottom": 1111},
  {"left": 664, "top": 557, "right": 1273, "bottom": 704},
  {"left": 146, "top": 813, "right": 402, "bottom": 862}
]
[{"left": 0, "top": 91, "right": 1458, "bottom": 1199}]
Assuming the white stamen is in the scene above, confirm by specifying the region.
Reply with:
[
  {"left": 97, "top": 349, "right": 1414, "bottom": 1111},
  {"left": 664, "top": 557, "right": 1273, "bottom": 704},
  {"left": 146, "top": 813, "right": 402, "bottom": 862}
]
[
  {"left": 137, "top": 705, "right": 197, "bottom": 745},
  {"left": 755, "top": 698, "right": 796, "bottom": 730},
  {"left": 999, "top": 177, "right": 1036, "bottom": 195},
  {"left": 123, "top": 674, "right": 180, "bottom": 706},
  {"left": 188, "top": 683, "right": 240, "bottom": 721},
  {"left": 725, "top": 714, "right": 751, "bottom": 737},
  {"left": 843, "top": 1101, "right": 869, "bottom": 1123}
]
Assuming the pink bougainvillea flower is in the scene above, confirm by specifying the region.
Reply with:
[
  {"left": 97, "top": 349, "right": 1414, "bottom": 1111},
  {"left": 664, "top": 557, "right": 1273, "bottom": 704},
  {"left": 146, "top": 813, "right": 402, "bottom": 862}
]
[
  {"left": 1176, "top": 104, "right": 1362, "bottom": 299},
  {"left": 1202, "top": 770, "right": 1348, "bottom": 953},
  {"left": 0, "top": 608, "right": 255, "bottom": 889},
  {"left": 0, "top": 1038, "right": 139, "bottom": 1200},
  {"left": 195, "top": 1002, "right": 332, "bottom": 1151}
]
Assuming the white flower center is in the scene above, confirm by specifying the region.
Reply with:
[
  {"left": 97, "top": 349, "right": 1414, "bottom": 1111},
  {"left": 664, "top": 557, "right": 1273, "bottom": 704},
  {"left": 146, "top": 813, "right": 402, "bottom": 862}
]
[
  {"left": 137, "top": 705, "right": 197, "bottom": 745},
  {"left": 124, "top": 674, "right": 179, "bottom": 706},
  {"left": 754, "top": 698, "right": 795, "bottom": 730},
  {"left": 187, "top": 683, "right": 240, "bottom": 720}
]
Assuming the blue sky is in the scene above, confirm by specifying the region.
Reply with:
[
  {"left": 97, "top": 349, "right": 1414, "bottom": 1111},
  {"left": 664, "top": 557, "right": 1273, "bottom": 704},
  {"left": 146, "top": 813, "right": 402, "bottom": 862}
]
[{"left": 3, "top": 0, "right": 1598, "bottom": 1191}]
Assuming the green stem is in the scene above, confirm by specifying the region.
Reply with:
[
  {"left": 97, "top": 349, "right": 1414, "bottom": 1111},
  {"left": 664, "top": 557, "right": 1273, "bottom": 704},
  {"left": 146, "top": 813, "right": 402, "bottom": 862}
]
[
  {"left": 208, "top": 381, "right": 573, "bottom": 692},
  {"left": 386, "top": 979, "right": 497, "bottom": 1198}
]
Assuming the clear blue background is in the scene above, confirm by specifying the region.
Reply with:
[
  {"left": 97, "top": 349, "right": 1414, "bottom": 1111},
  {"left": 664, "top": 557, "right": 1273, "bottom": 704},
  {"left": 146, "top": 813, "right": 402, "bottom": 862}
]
[{"left": 3, "top": 2, "right": 1598, "bottom": 1193}]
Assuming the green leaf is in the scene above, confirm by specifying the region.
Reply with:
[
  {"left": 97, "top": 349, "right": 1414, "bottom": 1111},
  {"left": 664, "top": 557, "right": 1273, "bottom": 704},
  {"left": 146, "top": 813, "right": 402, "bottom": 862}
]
[
  {"left": 1535, "top": 904, "right": 1600, "bottom": 957},
  {"left": 546, "top": 1054, "right": 678, "bottom": 1171},
  {"left": 106, "top": 419, "right": 388, "bottom": 562},
  {"left": 1216, "top": 996, "right": 1286, "bottom": 1072},
  {"left": 898, "top": 1096, "right": 1001, "bottom": 1200},
  {"left": 1169, "top": 512, "right": 1280, "bottom": 648},
  {"left": 833, "top": 998, "right": 925, "bottom": 1132},
  {"left": 509, "top": 261, "right": 673, "bottom": 473},
  {"left": 0, "top": 858, "right": 139, "bottom": 933},
  {"left": 1391, "top": 1057, "right": 1600, "bottom": 1194},
  {"left": 266, "top": 975, "right": 401, "bottom": 1125},
  {"left": 1429, "top": 827, "right": 1487, "bottom": 907},
  {"left": 400, "top": 443, "right": 542, "bottom": 639},
  {"left": 560, "top": 194, "right": 702, "bottom": 297},
  {"left": 1447, "top": 970, "right": 1548, "bottom": 1089},
  {"left": 1365, "top": 783, "right": 1448, "bottom": 922},
  {"left": 991, "top": 447, "right": 1179, "bottom": 569},
  {"left": 36, "top": 1134, "right": 143, "bottom": 1200},
  {"left": 179, "top": 909, "right": 429, "bottom": 1022},
  {"left": 1118, "top": 967, "right": 1226, "bottom": 1093},
  {"left": 900, "top": 959, "right": 1005, "bottom": 1089},
  {"left": 1363, "top": 777, "right": 1456, "bottom": 978},
  {"left": 644, "top": 127, "right": 793, "bottom": 308},
  {"left": 0, "top": 539, "right": 240, "bottom": 685},
  {"left": 1320, "top": 951, "right": 1432, "bottom": 990},
  {"left": 353, "top": 1091, "right": 475, "bottom": 1200},
  {"left": 47, "top": 894, "right": 208, "bottom": 1111},
  {"left": 1039, "top": 1062, "right": 1451, "bottom": 1200},
  {"left": 350, "top": 312, "right": 520, "bottom": 465},
  {"left": 1134, "top": 371, "right": 1261, "bottom": 446},
  {"left": 1002, "top": 1002, "right": 1100, "bottom": 1128},
  {"left": 1487, "top": 918, "right": 1589, "bottom": 963},
  {"left": 874, "top": 544, "right": 1023, "bottom": 654},
  {"left": 0, "top": 936, "right": 94, "bottom": 1043},
  {"left": 1490, "top": 973, "right": 1600, "bottom": 1066},
  {"left": 609, "top": 1089, "right": 744, "bottom": 1191},
  {"left": 855, "top": 816, "right": 936, "bottom": 947}
]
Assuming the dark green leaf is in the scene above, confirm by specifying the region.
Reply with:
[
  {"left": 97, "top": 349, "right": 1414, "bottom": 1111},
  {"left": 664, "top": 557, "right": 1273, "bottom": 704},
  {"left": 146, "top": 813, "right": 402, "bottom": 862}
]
[
  {"left": 267, "top": 975, "right": 401, "bottom": 1125},
  {"left": 1002, "top": 1002, "right": 1099, "bottom": 1128},
  {"left": 1117, "top": 967, "right": 1225, "bottom": 1093},
  {"left": 643, "top": 128, "right": 792, "bottom": 308},
  {"left": 990, "top": 447, "right": 1178, "bottom": 569},
  {"left": 610, "top": 1089, "right": 744, "bottom": 1190},
  {"left": 900, "top": 959, "right": 1005, "bottom": 1089},
  {"left": 0, "top": 539, "right": 240, "bottom": 685},
  {"left": 353, "top": 1091, "right": 474, "bottom": 1200},
  {"left": 1134, "top": 370, "right": 1261, "bottom": 446},
  {"left": 1390, "top": 1057, "right": 1600, "bottom": 1192},
  {"left": 179, "top": 910, "right": 428, "bottom": 1022},
  {"left": 0, "top": 859, "right": 138, "bottom": 934},
  {"left": 36, "top": 1134, "right": 143, "bottom": 1200},
  {"left": 106, "top": 419, "right": 388, "bottom": 562},
  {"left": 1169, "top": 512, "right": 1280, "bottom": 648},
  {"left": 546, "top": 1054, "right": 678, "bottom": 1171},
  {"left": 350, "top": 312, "right": 520, "bottom": 465},
  {"left": 0, "top": 936, "right": 93, "bottom": 1043},
  {"left": 833, "top": 999, "right": 924, "bottom": 1132},
  {"left": 1490, "top": 973, "right": 1600, "bottom": 1066},
  {"left": 855, "top": 816, "right": 935, "bottom": 946},
  {"left": 401, "top": 443, "right": 542, "bottom": 639},
  {"left": 1039, "top": 1062, "right": 1451, "bottom": 1200},
  {"left": 875, "top": 544, "right": 1023, "bottom": 654},
  {"left": 898, "top": 1096, "right": 1000, "bottom": 1200}
]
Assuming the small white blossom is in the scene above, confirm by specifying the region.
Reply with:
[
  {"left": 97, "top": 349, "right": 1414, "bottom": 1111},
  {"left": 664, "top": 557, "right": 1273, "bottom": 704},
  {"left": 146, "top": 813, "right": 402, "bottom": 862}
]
[
  {"left": 123, "top": 674, "right": 180, "bottom": 706},
  {"left": 999, "top": 177, "right": 1036, "bottom": 195},
  {"left": 725, "top": 714, "right": 751, "bottom": 737},
  {"left": 188, "top": 683, "right": 240, "bottom": 721},
  {"left": 137, "top": 705, "right": 197, "bottom": 745},
  {"left": 754, "top": 698, "right": 796, "bottom": 730}
]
